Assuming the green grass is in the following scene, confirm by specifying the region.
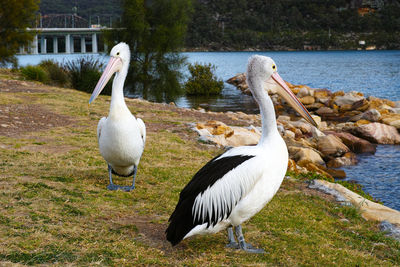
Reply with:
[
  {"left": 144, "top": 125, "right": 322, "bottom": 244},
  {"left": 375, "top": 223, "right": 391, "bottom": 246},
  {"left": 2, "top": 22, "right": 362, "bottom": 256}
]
[{"left": 0, "top": 74, "right": 399, "bottom": 266}]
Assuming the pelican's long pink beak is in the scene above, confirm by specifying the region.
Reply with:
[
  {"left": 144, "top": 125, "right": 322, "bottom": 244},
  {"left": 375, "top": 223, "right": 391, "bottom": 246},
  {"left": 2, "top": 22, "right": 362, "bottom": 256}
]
[
  {"left": 89, "top": 56, "right": 122, "bottom": 104},
  {"left": 271, "top": 72, "right": 317, "bottom": 127}
]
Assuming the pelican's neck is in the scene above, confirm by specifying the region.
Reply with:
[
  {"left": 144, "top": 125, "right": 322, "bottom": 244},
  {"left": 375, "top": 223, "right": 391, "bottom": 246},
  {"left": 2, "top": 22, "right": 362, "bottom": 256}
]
[
  {"left": 250, "top": 78, "right": 279, "bottom": 145},
  {"left": 109, "top": 66, "right": 129, "bottom": 117}
]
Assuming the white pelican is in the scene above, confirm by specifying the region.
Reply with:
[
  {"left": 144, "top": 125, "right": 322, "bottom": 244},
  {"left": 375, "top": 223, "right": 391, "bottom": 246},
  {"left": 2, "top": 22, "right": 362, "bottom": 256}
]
[
  {"left": 166, "top": 55, "right": 316, "bottom": 253},
  {"left": 89, "top": 42, "right": 146, "bottom": 192}
]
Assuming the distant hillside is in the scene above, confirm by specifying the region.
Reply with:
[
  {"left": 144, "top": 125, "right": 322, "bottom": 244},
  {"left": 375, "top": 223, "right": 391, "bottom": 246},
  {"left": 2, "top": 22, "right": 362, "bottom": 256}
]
[{"left": 39, "top": 0, "right": 400, "bottom": 50}]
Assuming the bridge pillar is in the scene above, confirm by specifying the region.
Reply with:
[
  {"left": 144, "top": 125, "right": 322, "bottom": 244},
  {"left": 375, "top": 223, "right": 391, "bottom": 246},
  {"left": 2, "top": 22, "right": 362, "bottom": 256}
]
[
  {"left": 81, "top": 37, "right": 86, "bottom": 53},
  {"left": 19, "top": 45, "right": 25, "bottom": 54},
  {"left": 53, "top": 37, "right": 58, "bottom": 54},
  {"left": 40, "top": 36, "right": 47, "bottom": 54},
  {"left": 65, "top": 34, "right": 71, "bottom": 53},
  {"left": 32, "top": 35, "right": 38, "bottom": 54},
  {"left": 70, "top": 35, "right": 74, "bottom": 53},
  {"left": 92, "top": 33, "right": 98, "bottom": 53}
]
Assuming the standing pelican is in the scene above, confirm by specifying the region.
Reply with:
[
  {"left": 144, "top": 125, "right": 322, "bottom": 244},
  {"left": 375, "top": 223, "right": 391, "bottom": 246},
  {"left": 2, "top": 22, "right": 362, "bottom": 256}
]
[
  {"left": 166, "top": 55, "right": 316, "bottom": 253},
  {"left": 89, "top": 42, "right": 146, "bottom": 192}
]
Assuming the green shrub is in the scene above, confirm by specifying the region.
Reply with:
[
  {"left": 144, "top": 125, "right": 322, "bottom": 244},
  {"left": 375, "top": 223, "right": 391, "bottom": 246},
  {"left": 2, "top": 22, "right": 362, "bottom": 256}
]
[
  {"left": 39, "top": 60, "right": 69, "bottom": 87},
  {"left": 184, "top": 63, "right": 223, "bottom": 96},
  {"left": 63, "top": 57, "right": 111, "bottom": 95},
  {"left": 20, "top": 65, "right": 49, "bottom": 83}
]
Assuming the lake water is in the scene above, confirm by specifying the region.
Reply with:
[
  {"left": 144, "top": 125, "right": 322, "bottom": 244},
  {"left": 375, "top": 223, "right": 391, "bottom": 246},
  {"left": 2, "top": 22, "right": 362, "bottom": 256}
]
[{"left": 16, "top": 50, "right": 400, "bottom": 210}]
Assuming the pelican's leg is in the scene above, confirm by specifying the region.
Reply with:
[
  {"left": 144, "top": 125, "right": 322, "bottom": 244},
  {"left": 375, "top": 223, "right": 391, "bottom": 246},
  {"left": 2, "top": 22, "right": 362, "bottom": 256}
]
[
  {"left": 226, "top": 227, "right": 239, "bottom": 249},
  {"left": 122, "top": 165, "right": 137, "bottom": 192},
  {"left": 106, "top": 164, "right": 119, "bottom": 191},
  {"left": 234, "top": 225, "right": 265, "bottom": 254}
]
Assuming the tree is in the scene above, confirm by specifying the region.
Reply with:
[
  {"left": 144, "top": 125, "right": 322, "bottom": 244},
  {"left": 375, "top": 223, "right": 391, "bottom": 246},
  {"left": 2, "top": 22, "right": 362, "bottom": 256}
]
[
  {"left": 0, "top": 0, "right": 39, "bottom": 66},
  {"left": 106, "top": 0, "right": 192, "bottom": 102}
]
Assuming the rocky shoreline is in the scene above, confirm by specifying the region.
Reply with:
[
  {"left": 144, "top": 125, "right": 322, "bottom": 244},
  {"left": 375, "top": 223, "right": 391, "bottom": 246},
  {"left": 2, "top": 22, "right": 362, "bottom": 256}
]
[{"left": 185, "top": 72, "right": 400, "bottom": 237}]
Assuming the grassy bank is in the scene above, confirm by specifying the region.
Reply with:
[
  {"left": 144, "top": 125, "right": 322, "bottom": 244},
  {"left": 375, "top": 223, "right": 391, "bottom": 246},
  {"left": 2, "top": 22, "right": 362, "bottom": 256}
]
[{"left": 0, "top": 70, "right": 399, "bottom": 265}]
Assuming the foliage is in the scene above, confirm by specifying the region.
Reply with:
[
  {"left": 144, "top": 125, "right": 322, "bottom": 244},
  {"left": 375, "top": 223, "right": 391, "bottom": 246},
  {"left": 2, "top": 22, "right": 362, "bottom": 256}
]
[
  {"left": 63, "top": 57, "right": 111, "bottom": 95},
  {"left": 185, "top": 0, "right": 400, "bottom": 50},
  {"left": 184, "top": 63, "right": 223, "bottom": 96},
  {"left": 20, "top": 65, "right": 49, "bottom": 83},
  {"left": 105, "top": 0, "right": 193, "bottom": 102},
  {"left": 39, "top": 60, "right": 69, "bottom": 87},
  {"left": 0, "top": 0, "right": 39, "bottom": 66}
]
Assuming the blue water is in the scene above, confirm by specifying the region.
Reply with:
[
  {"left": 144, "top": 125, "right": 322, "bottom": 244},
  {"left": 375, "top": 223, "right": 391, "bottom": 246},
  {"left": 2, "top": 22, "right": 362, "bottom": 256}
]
[
  {"left": 341, "top": 145, "right": 400, "bottom": 211},
  {"left": 16, "top": 51, "right": 400, "bottom": 210}
]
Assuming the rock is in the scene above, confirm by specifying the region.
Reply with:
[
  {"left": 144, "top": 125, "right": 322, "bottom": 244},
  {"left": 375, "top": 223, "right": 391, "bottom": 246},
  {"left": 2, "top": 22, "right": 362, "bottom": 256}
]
[
  {"left": 325, "top": 168, "right": 346, "bottom": 179},
  {"left": 352, "top": 99, "right": 369, "bottom": 112},
  {"left": 225, "top": 126, "right": 261, "bottom": 147},
  {"left": 317, "top": 134, "right": 350, "bottom": 157},
  {"left": 287, "top": 159, "right": 298, "bottom": 173},
  {"left": 226, "top": 73, "right": 250, "bottom": 94},
  {"left": 381, "top": 114, "right": 400, "bottom": 130},
  {"left": 297, "top": 86, "right": 311, "bottom": 98},
  {"left": 284, "top": 130, "right": 295, "bottom": 139},
  {"left": 299, "top": 96, "right": 315, "bottom": 105},
  {"left": 324, "top": 131, "right": 376, "bottom": 154},
  {"left": 316, "top": 106, "right": 337, "bottom": 116},
  {"left": 290, "top": 147, "right": 325, "bottom": 166},
  {"left": 298, "top": 162, "right": 334, "bottom": 181},
  {"left": 305, "top": 102, "right": 325, "bottom": 111},
  {"left": 314, "top": 88, "right": 332, "bottom": 100},
  {"left": 351, "top": 122, "right": 400, "bottom": 144},
  {"left": 311, "top": 115, "right": 322, "bottom": 128},
  {"left": 368, "top": 96, "right": 395, "bottom": 109},
  {"left": 360, "top": 109, "right": 381, "bottom": 122},
  {"left": 290, "top": 119, "right": 312, "bottom": 134},
  {"left": 202, "top": 121, "right": 234, "bottom": 138},
  {"left": 309, "top": 179, "right": 400, "bottom": 228},
  {"left": 326, "top": 152, "right": 358, "bottom": 167},
  {"left": 277, "top": 115, "right": 291, "bottom": 123},
  {"left": 354, "top": 119, "right": 370, "bottom": 126},
  {"left": 334, "top": 92, "right": 365, "bottom": 107},
  {"left": 395, "top": 101, "right": 400, "bottom": 108}
]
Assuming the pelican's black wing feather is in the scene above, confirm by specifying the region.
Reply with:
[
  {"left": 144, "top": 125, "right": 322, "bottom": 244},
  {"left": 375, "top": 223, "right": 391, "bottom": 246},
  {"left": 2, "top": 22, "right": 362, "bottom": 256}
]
[{"left": 166, "top": 153, "right": 254, "bottom": 246}]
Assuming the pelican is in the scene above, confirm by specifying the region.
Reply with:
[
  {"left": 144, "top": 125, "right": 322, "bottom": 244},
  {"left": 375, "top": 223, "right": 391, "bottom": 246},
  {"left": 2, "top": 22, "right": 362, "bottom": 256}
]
[
  {"left": 89, "top": 42, "right": 146, "bottom": 192},
  {"left": 166, "top": 55, "right": 316, "bottom": 253}
]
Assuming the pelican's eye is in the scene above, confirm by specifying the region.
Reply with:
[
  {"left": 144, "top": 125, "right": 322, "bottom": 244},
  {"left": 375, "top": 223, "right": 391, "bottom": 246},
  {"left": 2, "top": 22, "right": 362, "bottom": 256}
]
[
  {"left": 272, "top": 64, "right": 276, "bottom": 71},
  {"left": 116, "top": 52, "right": 120, "bottom": 56}
]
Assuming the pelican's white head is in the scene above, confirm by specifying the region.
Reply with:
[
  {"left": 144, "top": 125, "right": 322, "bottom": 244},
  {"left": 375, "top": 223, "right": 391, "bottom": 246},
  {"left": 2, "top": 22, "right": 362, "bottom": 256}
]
[
  {"left": 247, "top": 55, "right": 317, "bottom": 126},
  {"left": 89, "top": 42, "right": 130, "bottom": 104}
]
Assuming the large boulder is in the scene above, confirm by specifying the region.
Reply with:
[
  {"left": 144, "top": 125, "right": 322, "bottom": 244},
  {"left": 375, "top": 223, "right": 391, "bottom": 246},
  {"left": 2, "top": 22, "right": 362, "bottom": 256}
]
[
  {"left": 289, "top": 147, "right": 325, "bottom": 166},
  {"left": 326, "top": 152, "right": 358, "bottom": 168},
  {"left": 299, "top": 96, "right": 315, "bottom": 105},
  {"left": 334, "top": 92, "right": 365, "bottom": 107},
  {"left": 317, "top": 134, "right": 350, "bottom": 157},
  {"left": 351, "top": 122, "right": 400, "bottom": 144},
  {"left": 309, "top": 179, "right": 400, "bottom": 227},
  {"left": 381, "top": 114, "right": 400, "bottom": 130},
  {"left": 361, "top": 109, "right": 381, "bottom": 122},
  {"left": 225, "top": 126, "right": 261, "bottom": 147},
  {"left": 324, "top": 131, "right": 376, "bottom": 154},
  {"left": 197, "top": 121, "right": 234, "bottom": 138}
]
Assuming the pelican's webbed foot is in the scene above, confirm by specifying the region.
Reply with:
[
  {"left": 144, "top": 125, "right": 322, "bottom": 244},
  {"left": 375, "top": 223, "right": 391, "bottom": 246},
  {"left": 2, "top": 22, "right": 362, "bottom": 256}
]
[
  {"left": 106, "top": 164, "right": 137, "bottom": 192},
  {"left": 233, "top": 225, "right": 265, "bottom": 254},
  {"left": 226, "top": 227, "right": 239, "bottom": 249}
]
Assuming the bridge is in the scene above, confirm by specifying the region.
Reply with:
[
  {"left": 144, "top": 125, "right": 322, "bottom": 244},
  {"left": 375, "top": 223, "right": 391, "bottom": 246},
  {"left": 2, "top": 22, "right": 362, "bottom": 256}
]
[{"left": 19, "top": 14, "right": 114, "bottom": 55}]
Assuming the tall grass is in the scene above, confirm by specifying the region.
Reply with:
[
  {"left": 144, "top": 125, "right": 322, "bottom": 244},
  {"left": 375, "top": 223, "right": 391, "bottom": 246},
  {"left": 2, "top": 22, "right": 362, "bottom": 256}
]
[
  {"left": 39, "top": 60, "right": 69, "bottom": 87},
  {"left": 20, "top": 65, "right": 49, "bottom": 83},
  {"left": 63, "top": 57, "right": 112, "bottom": 95}
]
